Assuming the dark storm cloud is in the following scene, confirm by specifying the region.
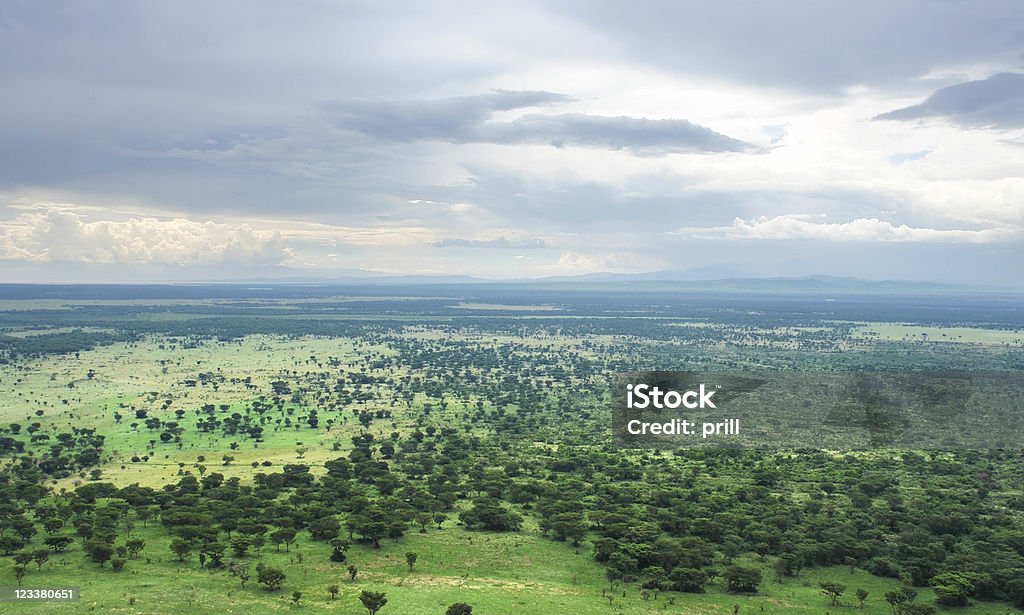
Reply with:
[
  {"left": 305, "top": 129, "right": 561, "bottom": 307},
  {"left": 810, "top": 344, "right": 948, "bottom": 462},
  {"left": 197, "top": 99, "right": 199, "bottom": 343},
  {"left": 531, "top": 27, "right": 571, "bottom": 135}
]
[
  {"left": 875, "top": 73, "right": 1024, "bottom": 129},
  {"left": 432, "top": 236, "right": 551, "bottom": 249},
  {"left": 551, "top": 0, "right": 1024, "bottom": 92},
  {"left": 328, "top": 91, "right": 750, "bottom": 154}
]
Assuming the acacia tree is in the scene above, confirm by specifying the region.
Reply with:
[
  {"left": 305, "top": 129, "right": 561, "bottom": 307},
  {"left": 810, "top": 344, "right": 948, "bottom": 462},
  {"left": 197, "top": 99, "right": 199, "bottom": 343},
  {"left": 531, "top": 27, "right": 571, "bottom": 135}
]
[
  {"left": 85, "top": 540, "right": 114, "bottom": 567},
  {"left": 126, "top": 538, "right": 145, "bottom": 559},
  {"left": 31, "top": 549, "right": 49, "bottom": 570},
  {"left": 257, "top": 565, "right": 286, "bottom": 590},
  {"left": 405, "top": 551, "right": 417, "bottom": 572},
  {"left": 359, "top": 590, "right": 388, "bottom": 615},
  {"left": 44, "top": 536, "right": 73, "bottom": 552},
  {"left": 271, "top": 528, "right": 297, "bottom": 552},
  {"left": 821, "top": 581, "right": 846, "bottom": 607},
  {"left": 170, "top": 538, "right": 191, "bottom": 562}
]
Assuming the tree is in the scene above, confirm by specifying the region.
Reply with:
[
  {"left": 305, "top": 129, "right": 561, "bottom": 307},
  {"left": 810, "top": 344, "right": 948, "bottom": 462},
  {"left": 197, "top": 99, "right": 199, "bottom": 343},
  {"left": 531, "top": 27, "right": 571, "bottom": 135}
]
[
  {"left": 43, "top": 517, "right": 64, "bottom": 534},
  {"left": 31, "top": 549, "right": 49, "bottom": 570},
  {"left": 669, "top": 567, "right": 707, "bottom": 593},
  {"left": 13, "top": 565, "right": 25, "bottom": 586},
  {"left": 271, "top": 528, "right": 297, "bottom": 552},
  {"left": 885, "top": 586, "right": 917, "bottom": 614},
  {"left": 44, "top": 536, "right": 73, "bottom": 552},
  {"left": 231, "top": 537, "right": 249, "bottom": 558},
  {"left": 446, "top": 604, "right": 473, "bottom": 615},
  {"left": 201, "top": 542, "right": 226, "bottom": 568},
  {"left": 1007, "top": 577, "right": 1024, "bottom": 610},
  {"left": 85, "top": 540, "right": 114, "bottom": 567},
  {"left": 170, "top": 538, "right": 191, "bottom": 562},
  {"left": 821, "top": 581, "right": 846, "bottom": 606},
  {"left": 405, "top": 551, "right": 417, "bottom": 572},
  {"left": 459, "top": 498, "right": 522, "bottom": 532},
  {"left": 723, "top": 565, "right": 761, "bottom": 594},
  {"left": 641, "top": 566, "right": 668, "bottom": 592},
  {"left": 291, "top": 591, "right": 302, "bottom": 605},
  {"left": 774, "top": 552, "right": 801, "bottom": 582},
  {"left": 856, "top": 588, "right": 869, "bottom": 609},
  {"left": 111, "top": 557, "right": 126, "bottom": 571},
  {"left": 930, "top": 572, "right": 973, "bottom": 607},
  {"left": 0, "top": 536, "right": 26, "bottom": 555},
  {"left": 347, "top": 513, "right": 389, "bottom": 548},
  {"left": 330, "top": 538, "right": 349, "bottom": 562},
  {"left": 309, "top": 516, "right": 341, "bottom": 541},
  {"left": 545, "top": 511, "right": 587, "bottom": 546},
  {"left": 348, "top": 564, "right": 358, "bottom": 580},
  {"left": 257, "top": 565, "right": 286, "bottom": 590},
  {"left": 327, "top": 584, "right": 340, "bottom": 600},
  {"left": 126, "top": 538, "right": 145, "bottom": 559},
  {"left": 359, "top": 590, "right": 388, "bottom": 615}
]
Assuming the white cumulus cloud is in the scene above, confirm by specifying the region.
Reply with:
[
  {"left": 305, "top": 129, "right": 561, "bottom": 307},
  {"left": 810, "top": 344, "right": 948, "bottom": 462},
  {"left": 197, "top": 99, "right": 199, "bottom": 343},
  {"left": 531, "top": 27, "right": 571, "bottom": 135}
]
[{"left": 0, "top": 209, "right": 288, "bottom": 265}]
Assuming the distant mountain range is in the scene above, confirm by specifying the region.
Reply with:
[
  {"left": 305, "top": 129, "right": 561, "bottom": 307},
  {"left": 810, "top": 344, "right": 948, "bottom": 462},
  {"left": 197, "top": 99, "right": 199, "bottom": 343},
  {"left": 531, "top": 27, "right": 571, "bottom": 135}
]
[
  {"left": 4, "top": 274, "right": 1021, "bottom": 302},
  {"left": 212, "top": 272, "right": 1015, "bottom": 294}
]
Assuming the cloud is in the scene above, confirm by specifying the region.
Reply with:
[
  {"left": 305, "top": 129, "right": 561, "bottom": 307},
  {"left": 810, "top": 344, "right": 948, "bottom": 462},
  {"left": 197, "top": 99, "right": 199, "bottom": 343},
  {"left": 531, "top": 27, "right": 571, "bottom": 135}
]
[
  {"left": 674, "top": 215, "right": 1018, "bottom": 243},
  {"left": 1, "top": 3, "right": 1023, "bottom": 284},
  {"left": 494, "top": 113, "right": 750, "bottom": 154},
  {"left": 329, "top": 90, "right": 749, "bottom": 154},
  {"left": 556, "top": 250, "right": 662, "bottom": 272},
  {"left": 875, "top": 72, "right": 1024, "bottom": 129},
  {"left": 328, "top": 90, "right": 572, "bottom": 142},
  {"left": 432, "top": 236, "right": 551, "bottom": 249},
  {"left": 552, "top": 1, "right": 1024, "bottom": 92},
  {"left": 0, "top": 209, "right": 288, "bottom": 265}
]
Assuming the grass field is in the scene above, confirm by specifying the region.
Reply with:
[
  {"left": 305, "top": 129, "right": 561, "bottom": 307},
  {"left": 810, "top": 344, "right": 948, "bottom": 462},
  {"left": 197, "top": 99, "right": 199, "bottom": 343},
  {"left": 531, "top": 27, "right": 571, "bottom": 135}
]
[
  {"left": 3, "top": 518, "right": 1009, "bottom": 615},
  {"left": 851, "top": 323, "right": 1024, "bottom": 346},
  {"left": 0, "top": 335, "right": 401, "bottom": 490}
]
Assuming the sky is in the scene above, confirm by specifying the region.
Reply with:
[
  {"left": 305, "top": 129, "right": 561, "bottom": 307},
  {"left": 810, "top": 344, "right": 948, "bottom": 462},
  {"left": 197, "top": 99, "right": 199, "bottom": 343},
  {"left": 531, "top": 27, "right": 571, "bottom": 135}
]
[{"left": 1, "top": 1, "right": 1023, "bottom": 284}]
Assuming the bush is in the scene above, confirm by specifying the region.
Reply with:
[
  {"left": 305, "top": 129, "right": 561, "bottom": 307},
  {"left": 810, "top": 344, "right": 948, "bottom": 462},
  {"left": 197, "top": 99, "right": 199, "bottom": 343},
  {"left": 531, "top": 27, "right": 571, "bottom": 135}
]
[
  {"left": 257, "top": 565, "right": 285, "bottom": 590},
  {"left": 723, "top": 565, "right": 761, "bottom": 594},
  {"left": 669, "top": 568, "right": 707, "bottom": 593},
  {"left": 930, "top": 572, "right": 973, "bottom": 607}
]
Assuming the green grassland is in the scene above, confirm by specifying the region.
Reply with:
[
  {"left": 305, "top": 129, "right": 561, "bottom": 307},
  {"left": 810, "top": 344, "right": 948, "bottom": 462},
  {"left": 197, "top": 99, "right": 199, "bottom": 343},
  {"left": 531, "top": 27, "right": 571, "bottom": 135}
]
[
  {"left": 0, "top": 335, "right": 399, "bottom": 489},
  {"left": 4, "top": 523, "right": 1010, "bottom": 615},
  {"left": 0, "top": 292, "right": 1022, "bottom": 614},
  {"left": 851, "top": 323, "right": 1024, "bottom": 346}
]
